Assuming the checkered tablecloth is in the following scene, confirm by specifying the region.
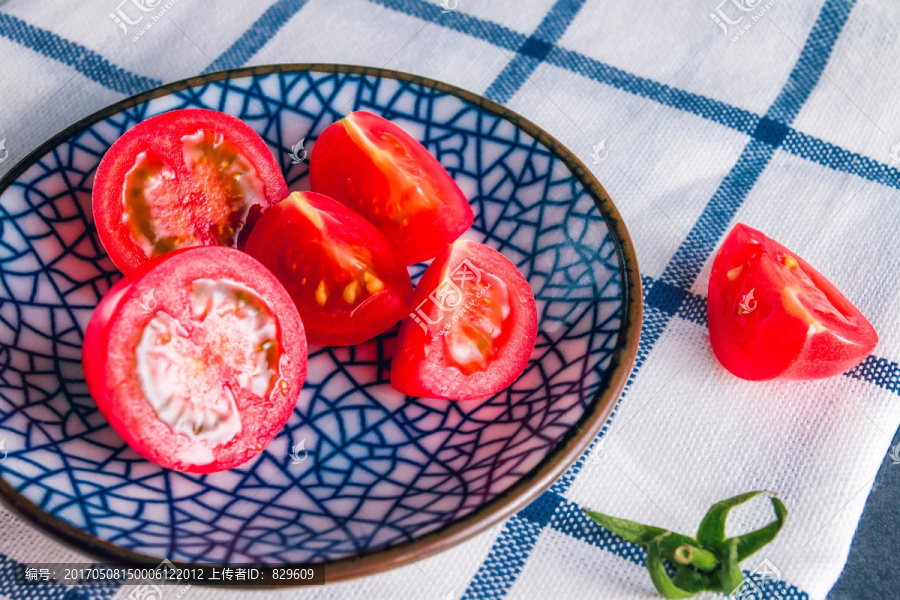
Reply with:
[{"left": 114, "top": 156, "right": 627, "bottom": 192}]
[{"left": 1, "top": 0, "right": 899, "bottom": 598}]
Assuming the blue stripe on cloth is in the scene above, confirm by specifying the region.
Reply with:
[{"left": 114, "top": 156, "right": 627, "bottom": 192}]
[
  {"left": 766, "top": 0, "right": 854, "bottom": 124},
  {"left": 483, "top": 55, "right": 540, "bottom": 106},
  {"left": 0, "top": 12, "right": 161, "bottom": 95},
  {"left": 202, "top": 0, "right": 310, "bottom": 74},
  {"left": 846, "top": 356, "right": 900, "bottom": 394},
  {"left": 662, "top": 0, "right": 855, "bottom": 290},
  {"left": 783, "top": 129, "right": 900, "bottom": 189},
  {"left": 484, "top": 0, "right": 588, "bottom": 104},
  {"left": 368, "top": 0, "right": 527, "bottom": 51},
  {"left": 369, "top": 0, "right": 900, "bottom": 193},
  {"left": 463, "top": 516, "right": 544, "bottom": 599},
  {"left": 464, "top": 1, "right": 855, "bottom": 597},
  {"left": 546, "top": 44, "right": 760, "bottom": 134},
  {"left": 660, "top": 139, "right": 777, "bottom": 289}
]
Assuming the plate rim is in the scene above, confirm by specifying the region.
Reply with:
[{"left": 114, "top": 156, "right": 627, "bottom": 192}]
[{"left": 0, "top": 62, "right": 642, "bottom": 586}]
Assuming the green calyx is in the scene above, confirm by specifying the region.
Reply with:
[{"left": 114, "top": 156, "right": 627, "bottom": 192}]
[{"left": 583, "top": 490, "right": 787, "bottom": 599}]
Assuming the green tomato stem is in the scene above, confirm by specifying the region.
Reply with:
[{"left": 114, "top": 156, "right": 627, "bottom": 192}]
[
  {"left": 672, "top": 544, "right": 718, "bottom": 571},
  {"left": 583, "top": 491, "right": 787, "bottom": 598}
]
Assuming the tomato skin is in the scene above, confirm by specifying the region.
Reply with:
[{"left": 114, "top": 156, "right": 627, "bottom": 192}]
[
  {"left": 82, "top": 247, "right": 307, "bottom": 473},
  {"left": 245, "top": 192, "right": 413, "bottom": 347},
  {"left": 92, "top": 109, "right": 287, "bottom": 274},
  {"left": 707, "top": 223, "right": 878, "bottom": 381},
  {"left": 391, "top": 240, "right": 538, "bottom": 400},
  {"left": 309, "top": 111, "right": 473, "bottom": 264}
]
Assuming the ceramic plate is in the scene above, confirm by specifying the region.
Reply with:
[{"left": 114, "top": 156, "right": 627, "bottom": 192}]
[{"left": 0, "top": 64, "right": 641, "bottom": 583}]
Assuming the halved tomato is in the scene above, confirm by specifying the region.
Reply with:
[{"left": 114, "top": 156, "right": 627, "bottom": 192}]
[
  {"left": 93, "top": 108, "right": 288, "bottom": 274},
  {"left": 708, "top": 223, "right": 878, "bottom": 380},
  {"left": 245, "top": 191, "right": 413, "bottom": 346},
  {"left": 82, "top": 246, "right": 307, "bottom": 473},
  {"left": 309, "top": 110, "right": 473, "bottom": 264},
  {"left": 391, "top": 240, "right": 538, "bottom": 400}
]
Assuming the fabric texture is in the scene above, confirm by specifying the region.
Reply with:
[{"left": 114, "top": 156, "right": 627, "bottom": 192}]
[{"left": 1, "top": 0, "right": 898, "bottom": 598}]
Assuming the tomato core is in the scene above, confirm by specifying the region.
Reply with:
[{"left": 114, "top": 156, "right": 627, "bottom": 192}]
[
  {"left": 135, "top": 278, "right": 280, "bottom": 455},
  {"left": 441, "top": 272, "right": 511, "bottom": 375},
  {"left": 392, "top": 241, "right": 538, "bottom": 400},
  {"left": 123, "top": 129, "right": 266, "bottom": 258}
]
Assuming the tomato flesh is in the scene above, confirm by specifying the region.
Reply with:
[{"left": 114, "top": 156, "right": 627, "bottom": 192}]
[
  {"left": 391, "top": 240, "right": 537, "bottom": 400},
  {"left": 707, "top": 223, "right": 878, "bottom": 380},
  {"left": 245, "top": 192, "right": 414, "bottom": 346},
  {"left": 93, "top": 109, "right": 287, "bottom": 274},
  {"left": 309, "top": 110, "right": 473, "bottom": 264},
  {"left": 82, "top": 247, "right": 307, "bottom": 473},
  {"left": 442, "top": 269, "right": 512, "bottom": 375}
]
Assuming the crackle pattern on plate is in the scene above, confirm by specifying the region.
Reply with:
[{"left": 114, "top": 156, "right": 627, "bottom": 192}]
[{"left": 0, "top": 70, "right": 622, "bottom": 563}]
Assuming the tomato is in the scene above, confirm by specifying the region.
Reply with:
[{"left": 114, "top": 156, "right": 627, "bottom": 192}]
[
  {"left": 391, "top": 240, "right": 537, "bottom": 400},
  {"left": 245, "top": 191, "right": 413, "bottom": 346},
  {"left": 82, "top": 246, "right": 307, "bottom": 473},
  {"left": 707, "top": 223, "right": 877, "bottom": 381},
  {"left": 309, "top": 110, "right": 474, "bottom": 264},
  {"left": 92, "top": 109, "right": 288, "bottom": 274}
]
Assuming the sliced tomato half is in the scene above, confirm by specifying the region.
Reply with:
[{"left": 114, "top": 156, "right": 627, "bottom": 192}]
[
  {"left": 82, "top": 246, "right": 307, "bottom": 473},
  {"left": 391, "top": 240, "right": 538, "bottom": 400},
  {"left": 708, "top": 223, "right": 878, "bottom": 380},
  {"left": 93, "top": 109, "right": 288, "bottom": 274},
  {"left": 309, "top": 110, "right": 474, "bottom": 264},
  {"left": 245, "top": 191, "right": 413, "bottom": 346}
]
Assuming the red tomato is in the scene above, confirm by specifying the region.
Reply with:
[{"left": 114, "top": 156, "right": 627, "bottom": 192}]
[
  {"left": 391, "top": 240, "right": 538, "bottom": 400},
  {"left": 93, "top": 109, "right": 288, "bottom": 274},
  {"left": 82, "top": 246, "right": 307, "bottom": 473},
  {"left": 707, "top": 223, "right": 877, "bottom": 380},
  {"left": 245, "top": 191, "right": 413, "bottom": 346},
  {"left": 309, "top": 110, "right": 473, "bottom": 264}
]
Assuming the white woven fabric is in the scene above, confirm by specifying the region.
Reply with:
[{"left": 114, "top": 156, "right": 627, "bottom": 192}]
[{"left": 0, "top": 1, "right": 897, "bottom": 599}]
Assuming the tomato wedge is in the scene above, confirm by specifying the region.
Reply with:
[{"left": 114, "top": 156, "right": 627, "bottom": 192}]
[
  {"left": 82, "top": 246, "right": 307, "bottom": 473},
  {"left": 391, "top": 240, "right": 537, "bottom": 400},
  {"left": 309, "top": 110, "right": 474, "bottom": 264},
  {"left": 245, "top": 191, "right": 413, "bottom": 346},
  {"left": 708, "top": 223, "right": 878, "bottom": 380},
  {"left": 93, "top": 109, "right": 288, "bottom": 274}
]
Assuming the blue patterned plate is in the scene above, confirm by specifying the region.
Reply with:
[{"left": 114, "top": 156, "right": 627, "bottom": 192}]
[{"left": 0, "top": 65, "right": 641, "bottom": 582}]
